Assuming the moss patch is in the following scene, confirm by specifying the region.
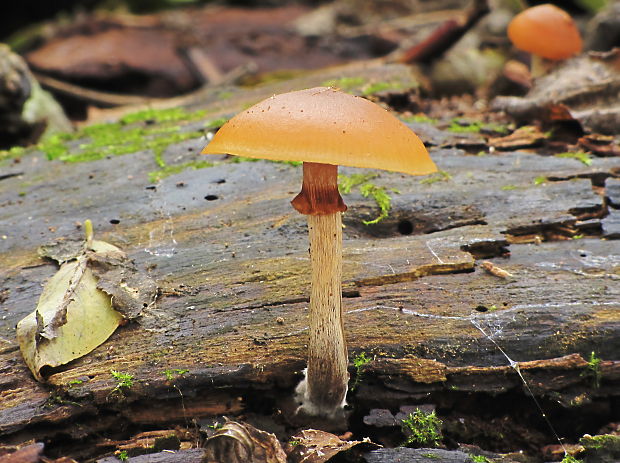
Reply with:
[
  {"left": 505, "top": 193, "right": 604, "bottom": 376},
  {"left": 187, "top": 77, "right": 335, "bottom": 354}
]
[
  {"left": 321, "top": 77, "right": 406, "bottom": 96},
  {"left": 362, "top": 81, "right": 403, "bottom": 95},
  {"left": 322, "top": 76, "right": 367, "bottom": 91},
  {"left": 148, "top": 160, "right": 214, "bottom": 183},
  {"left": 555, "top": 151, "right": 592, "bottom": 166},
  {"left": 402, "top": 114, "right": 438, "bottom": 125},
  {"left": 447, "top": 119, "right": 509, "bottom": 134},
  {"left": 1, "top": 107, "right": 229, "bottom": 181},
  {"left": 420, "top": 170, "right": 452, "bottom": 185},
  {"left": 339, "top": 173, "right": 396, "bottom": 225}
]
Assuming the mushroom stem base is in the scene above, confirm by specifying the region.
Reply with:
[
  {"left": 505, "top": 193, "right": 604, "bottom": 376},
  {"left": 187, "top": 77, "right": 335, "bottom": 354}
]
[
  {"left": 296, "top": 211, "right": 349, "bottom": 417},
  {"left": 291, "top": 162, "right": 347, "bottom": 215}
]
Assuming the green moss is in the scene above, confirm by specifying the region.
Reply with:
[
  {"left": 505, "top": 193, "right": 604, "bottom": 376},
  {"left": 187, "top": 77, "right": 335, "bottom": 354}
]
[
  {"left": 582, "top": 351, "right": 602, "bottom": 388},
  {"left": 360, "top": 183, "right": 393, "bottom": 225},
  {"left": 217, "top": 91, "right": 233, "bottom": 100},
  {"left": 534, "top": 176, "right": 547, "bottom": 185},
  {"left": 560, "top": 454, "right": 583, "bottom": 463},
  {"left": 119, "top": 107, "right": 206, "bottom": 124},
  {"left": 111, "top": 370, "right": 134, "bottom": 393},
  {"left": 471, "top": 456, "right": 493, "bottom": 463},
  {"left": 0, "top": 107, "right": 224, "bottom": 170},
  {"left": 338, "top": 173, "right": 395, "bottom": 224},
  {"left": 501, "top": 185, "right": 517, "bottom": 191},
  {"left": 338, "top": 173, "right": 378, "bottom": 194},
  {"left": 447, "top": 119, "right": 508, "bottom": 134},
  {"left": 163, "top": 368, "right": 189, "bottom": 380},
  {"left": 401, "top": 410, "right": 443, "bottom": 448},
  {"left": 0, "top": 107, "right": 230, "bottom": 182},
  {"left": 362, "top": 81, "right": 402, "bottom": 95},
  {"left": 448, "top": 119, "right": 483, "bottom": 133},
  {"left": 228, "top": 156, "right": 302, "bottom": 167},
  {"left": 422, "top": 453, "right": 441, "bottom": 459},
  {"left": 205, "top": 117, "right": 229, "bottom": 130},
  {"left": 555, "top": 151, "right": 592, "bottom": 166},
  {"left": 0, "top": 145, "right": 26, "bottom": 162},
  {"left": 420, "top": 170, "right": 452, "bottom": 185},
  {"left": 322, "top": 76, "right": 366, "bottom": 91},
  {"left": 402, "top": 114, "right": 438, "bottom": 125},
  {"left": 575, "top": 0, "right": 607, "bottom": 14},
  {"left": 149, "top": 160, "right": 214, "bottom": 182},
  {"left": 580, "top": 433, "right": 619, "bottom": 451},
  {"left": 351, "top": 351, "right": 372, "bottom": 390}
]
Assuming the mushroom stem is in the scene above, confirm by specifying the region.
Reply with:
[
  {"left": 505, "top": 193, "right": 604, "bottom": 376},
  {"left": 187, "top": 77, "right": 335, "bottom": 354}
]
[
  {"left": 291, "top": 162, "right": 347, "bottom": 215},
  {"left": 292, "top": 162, "right": 349, "bottom": 417},
  {"left": 304, "top": 211, "right": 348, "bottom": 416}
]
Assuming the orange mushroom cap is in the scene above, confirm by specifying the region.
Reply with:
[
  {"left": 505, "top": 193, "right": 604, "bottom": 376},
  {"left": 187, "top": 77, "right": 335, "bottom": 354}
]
[
  {"left": 202, "top": 87, "right": 436, "bottom": 176},
  {"left": 507, "top": 4, "right": 582, "bottom": 61}
]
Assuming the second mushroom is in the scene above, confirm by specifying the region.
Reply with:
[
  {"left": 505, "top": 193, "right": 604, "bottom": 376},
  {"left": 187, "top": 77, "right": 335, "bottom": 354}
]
[{"left": 202, "top": 87, "right": 436, "bottom": 418}]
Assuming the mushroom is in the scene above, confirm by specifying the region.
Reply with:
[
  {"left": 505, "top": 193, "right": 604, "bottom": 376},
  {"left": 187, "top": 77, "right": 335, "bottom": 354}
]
[
  {"left": 507, "top": 4, "right": 582, "bottom": 76},
  {"left": 202, "top": 87, "right": 436, "bottom": 417}
]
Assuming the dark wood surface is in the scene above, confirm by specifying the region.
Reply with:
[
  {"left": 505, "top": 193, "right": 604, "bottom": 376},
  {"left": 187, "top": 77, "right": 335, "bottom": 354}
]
[{"left": 0, "top": 63, "right": 618, "bottom": 455}]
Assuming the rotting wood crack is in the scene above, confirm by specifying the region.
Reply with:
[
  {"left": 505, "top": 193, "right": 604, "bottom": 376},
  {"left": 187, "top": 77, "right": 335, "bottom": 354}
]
[
  {"left": 354, "top": 261, "right": 475, "bottom": 287},
  {"left": 0, "top": 172, "right": 23, "bottom": 181},
  {"left": 217, "top": 289, "right": 362, "bottom": 313}
]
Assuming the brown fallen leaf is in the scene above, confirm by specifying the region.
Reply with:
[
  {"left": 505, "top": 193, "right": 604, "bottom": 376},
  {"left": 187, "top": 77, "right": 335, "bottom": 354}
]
[
  {"left": 578, "top": 134, "right": 620, "bottom": 157},
  {"left": 0, "top": 443, "right": 44, "bottom": 463},
  {"left": 41, "top": 457, "right": 79, "bottom": 463},
  {"left": 204, "top": 420, "right": 287, "bottom": 463},
  {"left": 489, "top": 125, "right": 546, "bottom": 151},
  {"left": 17, "top": 239, "right": 123, "bottom": 380},
  {"left": 481, "top": 261, "right": 514, "bottom": 279},
  {"left": 492, "top": 49, "right": 620, "bottom": 135},
  {"left": 17, "top": 220, "right": 156, "bottom": 381},
  {"left": 287, "top": 429, "right": 380, "bottom": 463}
]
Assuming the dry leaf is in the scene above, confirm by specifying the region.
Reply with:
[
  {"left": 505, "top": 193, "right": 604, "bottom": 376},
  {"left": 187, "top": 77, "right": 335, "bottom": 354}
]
[
  {"left": 288, "top": 429, "right": 379, "bottom": 463},
  {"left": 16, "top": 221, "right": 126, "bottom": 381},
  {"left": 0, "top": 443, "right": 44, "bottom": 463},
  {"left": 492, "top": 50, "right": 620, "bottom": 135},
  {"left": 204, "top": 420, "right": 287, "bottom": 463},
  {"left": 480, "top": 261, "right": 514, "bottom": 279}
]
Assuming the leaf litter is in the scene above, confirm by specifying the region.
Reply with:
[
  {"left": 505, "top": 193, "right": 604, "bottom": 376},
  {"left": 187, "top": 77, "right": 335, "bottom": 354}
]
[
  {"left": 16, "top": 220, "right": 157, "bottom": 381},
  {"left": 203, "top": 420, "right": 379, "bottom": 463}
]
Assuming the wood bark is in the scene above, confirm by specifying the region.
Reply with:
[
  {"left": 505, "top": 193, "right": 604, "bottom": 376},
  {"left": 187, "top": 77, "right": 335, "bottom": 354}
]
[{"left": 0, "top": 62, "right": 618, "bottom": 459}]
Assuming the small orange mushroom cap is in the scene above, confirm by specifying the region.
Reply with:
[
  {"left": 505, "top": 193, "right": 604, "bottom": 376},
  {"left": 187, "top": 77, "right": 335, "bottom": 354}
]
[
  {"left": 202, "top": 87, "right": 436, "bottom": 176},
  {"left": 507, "top": 4, "right": 582, "bottom": 60}
]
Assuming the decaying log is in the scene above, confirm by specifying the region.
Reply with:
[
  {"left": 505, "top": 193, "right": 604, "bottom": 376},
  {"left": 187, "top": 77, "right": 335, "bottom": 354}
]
[{"left": 0, "top": 62, "right": 618, "bottom": 459}]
